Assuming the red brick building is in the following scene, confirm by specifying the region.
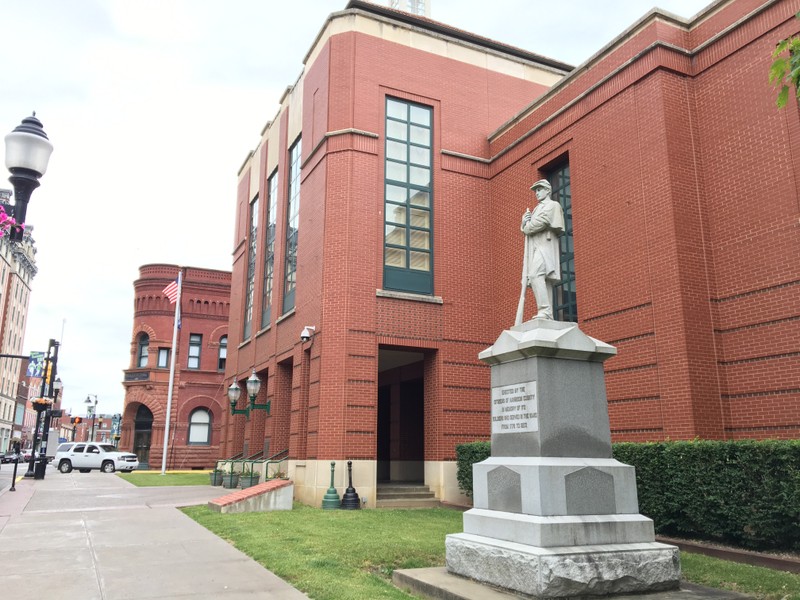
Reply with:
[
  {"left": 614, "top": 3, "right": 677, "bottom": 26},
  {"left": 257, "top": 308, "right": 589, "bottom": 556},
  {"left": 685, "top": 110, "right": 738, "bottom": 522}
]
[
  {"left": 222, "top": 0, "right": 800, "bottom": 506},
  {"left": 121, "top": 264, "right": 231, "bottom": 470}
]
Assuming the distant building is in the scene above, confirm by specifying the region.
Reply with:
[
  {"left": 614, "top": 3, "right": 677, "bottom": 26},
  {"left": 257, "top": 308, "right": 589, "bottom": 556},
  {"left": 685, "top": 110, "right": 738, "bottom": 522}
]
[
  {"left": 120, "top": 265, "right": 231, "bottom": 469},
  {"left": 222, "top": 0, "right": 800, "bottom": 508},
  {"left": 0, "top": 188, "right": 37, "bottom": 453}
]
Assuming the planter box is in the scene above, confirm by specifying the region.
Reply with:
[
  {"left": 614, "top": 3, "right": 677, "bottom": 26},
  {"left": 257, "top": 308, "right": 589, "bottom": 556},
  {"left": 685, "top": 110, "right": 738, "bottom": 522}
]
[
  {"left": 210, "top": 472, "right": 224, "bottom": 486},
  {"left": 239, "top": 474, "right": 260, "bottom": 489},
  {"left": 221, "top": 473, "right": 240, "bottom": 489}
]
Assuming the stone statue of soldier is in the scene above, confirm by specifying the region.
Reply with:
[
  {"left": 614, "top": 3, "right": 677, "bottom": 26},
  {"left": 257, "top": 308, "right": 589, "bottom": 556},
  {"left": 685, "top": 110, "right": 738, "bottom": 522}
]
[{"left": 515, "top": 179, "right": 565, "bottom": 324}]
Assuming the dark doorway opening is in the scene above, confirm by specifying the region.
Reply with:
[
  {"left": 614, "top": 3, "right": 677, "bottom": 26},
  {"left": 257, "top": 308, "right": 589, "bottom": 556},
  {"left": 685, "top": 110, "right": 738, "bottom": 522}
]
[
  {"left": 377, "top": 348, "right": 425, "bottom": 483},
  {"left": 133, "top": 404, "right": 153, "bottom": 469}
]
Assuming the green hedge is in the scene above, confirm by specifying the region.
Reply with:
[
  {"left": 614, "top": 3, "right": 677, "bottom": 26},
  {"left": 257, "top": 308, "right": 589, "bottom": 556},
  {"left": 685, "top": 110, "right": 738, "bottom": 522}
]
[
  {"left": 455, "top": 440, "right": 800, "bottom": 551},
  {"left": 455, "top": 441, "right": 490, "bottom": 498}
]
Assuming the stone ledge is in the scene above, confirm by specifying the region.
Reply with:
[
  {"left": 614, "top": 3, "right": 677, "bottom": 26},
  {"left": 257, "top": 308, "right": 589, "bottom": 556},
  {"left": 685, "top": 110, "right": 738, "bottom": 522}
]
[
  {"left": 208, "top": 479, "right": 293, "bottom": 513},
  {"left": 446, "top": 533, "right": 680, "bottom": 598}
]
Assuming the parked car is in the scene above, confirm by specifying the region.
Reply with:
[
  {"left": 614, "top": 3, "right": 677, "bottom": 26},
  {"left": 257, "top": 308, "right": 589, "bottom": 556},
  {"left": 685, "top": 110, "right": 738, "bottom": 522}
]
[
  {"left": 21, "top": 450, "right": 39, "bottom": 462},
  {"left": 1, "top": 452, "right": 21, "bottom": 464},
  {"left": 54, "top": 442, "right": 139, "bottom": 474}
]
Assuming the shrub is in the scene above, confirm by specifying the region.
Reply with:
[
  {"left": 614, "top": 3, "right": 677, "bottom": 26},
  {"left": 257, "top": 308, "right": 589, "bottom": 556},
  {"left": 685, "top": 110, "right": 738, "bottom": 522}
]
[
  {"left": 455, "top": 439, "right": 800, "bottom": 551},
  {"left": 613, "top": 440, "right": 800, "bottom": 551},
  {"left": 455, "top": 441, "right": 490, "bottom": 497}
]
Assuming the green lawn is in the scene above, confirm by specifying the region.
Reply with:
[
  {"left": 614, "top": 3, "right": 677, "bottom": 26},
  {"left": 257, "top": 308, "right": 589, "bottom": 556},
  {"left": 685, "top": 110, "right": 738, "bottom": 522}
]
[
  {"left": 118, "top": 471, "right": 211, "bottom": 486},
  {"left": 681, "top": 552, "right": 800, "bottom": 600},
  {"left": 182, "top": 503, "right": 800, "bottom": 600}
]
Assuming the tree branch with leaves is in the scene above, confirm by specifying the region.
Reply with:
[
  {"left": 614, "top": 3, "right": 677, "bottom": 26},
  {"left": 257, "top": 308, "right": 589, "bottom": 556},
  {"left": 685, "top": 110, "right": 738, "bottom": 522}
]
[{"left": 770, "top": 13, "right": 800, "bottom": 108}]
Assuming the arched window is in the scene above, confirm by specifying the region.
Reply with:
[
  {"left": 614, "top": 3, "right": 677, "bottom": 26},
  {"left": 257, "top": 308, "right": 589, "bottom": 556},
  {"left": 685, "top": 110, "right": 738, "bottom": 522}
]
[
  {"left": 136, "top": 334, "right": 149, "bottom": 368},
  {"left": 188, "top": 408, "right": 211, "bottom": 445},
  {"left": 218, "top": 336, "right": 227, "bottom": 371}
]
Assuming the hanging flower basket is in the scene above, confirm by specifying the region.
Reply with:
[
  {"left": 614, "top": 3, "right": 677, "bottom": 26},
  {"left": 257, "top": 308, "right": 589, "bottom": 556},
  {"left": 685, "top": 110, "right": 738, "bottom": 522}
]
[{"left": 0, "top": 205, "right": 20, "bottom": 239}]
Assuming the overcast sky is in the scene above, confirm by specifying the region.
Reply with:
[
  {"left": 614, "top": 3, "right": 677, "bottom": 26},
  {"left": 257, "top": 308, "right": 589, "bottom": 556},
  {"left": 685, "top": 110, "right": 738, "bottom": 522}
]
[{"left": 1, "top": 0, "right": 713, "bottom": 416}]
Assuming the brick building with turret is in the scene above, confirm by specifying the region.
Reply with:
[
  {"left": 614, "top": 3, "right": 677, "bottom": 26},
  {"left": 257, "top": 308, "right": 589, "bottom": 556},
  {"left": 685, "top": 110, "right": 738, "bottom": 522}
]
[{"left": 120, "top": 264, "right": 230, "bottom": 470}]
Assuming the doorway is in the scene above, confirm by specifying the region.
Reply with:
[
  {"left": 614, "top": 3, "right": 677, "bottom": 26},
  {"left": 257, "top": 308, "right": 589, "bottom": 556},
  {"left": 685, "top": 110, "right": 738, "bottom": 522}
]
[
  {"left": 133, "top": 404, "right": 153, "bottom": 469},
  {"left": 377, "top": 348, "right": 425, "bottom": 483}
]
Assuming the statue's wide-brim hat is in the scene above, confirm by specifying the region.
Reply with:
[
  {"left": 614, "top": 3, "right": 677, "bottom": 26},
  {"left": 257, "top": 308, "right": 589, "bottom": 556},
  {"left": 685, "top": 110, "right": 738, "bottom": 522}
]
[{"left": 530, "top": 179, "right": 551, "bottom": 191}]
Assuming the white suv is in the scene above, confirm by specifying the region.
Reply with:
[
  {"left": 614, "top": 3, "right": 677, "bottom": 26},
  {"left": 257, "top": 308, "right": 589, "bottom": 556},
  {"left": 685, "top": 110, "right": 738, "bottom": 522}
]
[{"left": 54, "top": 442, "right": 139, "bottom": 473}]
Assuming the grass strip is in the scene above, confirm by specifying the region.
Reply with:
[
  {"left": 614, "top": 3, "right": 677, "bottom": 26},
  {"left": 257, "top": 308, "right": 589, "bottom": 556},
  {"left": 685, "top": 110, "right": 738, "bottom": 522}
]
[
  {"left": 183, "top": 504, "right": 800, "bottom": 600},
  {"left": 681, "top": 553, "right": 800, "bottom": 600},
  {"left": 183, "top": 504, "right": 462, "bottom": 599},
  {"left": 117, "top": 472, "right": 211, "bottom": 486}
]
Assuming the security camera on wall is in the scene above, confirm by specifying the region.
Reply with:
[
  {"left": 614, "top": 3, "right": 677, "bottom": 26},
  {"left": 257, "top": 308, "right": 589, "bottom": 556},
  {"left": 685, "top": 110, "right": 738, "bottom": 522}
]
[{"left": 300, "top": 326, "right": 316, "bottom": 342}]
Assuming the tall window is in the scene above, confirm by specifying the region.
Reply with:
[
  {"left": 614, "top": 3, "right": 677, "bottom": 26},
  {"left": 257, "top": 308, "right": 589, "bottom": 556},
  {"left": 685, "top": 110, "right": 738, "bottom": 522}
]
[
  {"left": 283, "top": 139, "right": 301, "bottom": 313},
  {"left": 188, "top": 408, "right": 211, "bottom": 445},
  {"left": 218, "top": 336, "right": 227, "bottom": 371},
  {"left": 157, "top": 348, "right": 170, "bottom": 368},
  {"left": 549, "top": 163, "right": 577, "bottom": 322},
  {"left": 243, "top": 195, "right": 259, "bottom": 339},
  {"left": 136, "top": 334, "right": 149, "bottom": 368},
  {"left": 261, "top": 171, "right": 278, "bottom": 328},
  {"left": 188, "top": 334, "right": 202, "bottom": 369},
  {"left": 383, "top": 97, "right": 433, "bottom": 295}
]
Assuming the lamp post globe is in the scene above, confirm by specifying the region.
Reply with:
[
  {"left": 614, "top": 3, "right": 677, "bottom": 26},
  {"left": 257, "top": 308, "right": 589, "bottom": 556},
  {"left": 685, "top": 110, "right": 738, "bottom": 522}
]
[
  {"left": 4, "top": 114, "right": 53, "bottom": 241},
  {"left": 246, "top": 370, "right": 261, "bottom": 401},
  {"left": 227, "top": 381, "right": 241, "bottom": 407}
]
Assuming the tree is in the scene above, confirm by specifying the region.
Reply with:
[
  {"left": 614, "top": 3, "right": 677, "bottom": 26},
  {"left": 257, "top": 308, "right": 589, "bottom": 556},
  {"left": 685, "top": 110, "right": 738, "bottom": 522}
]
[{"left": 770, "top": 13, "right": 800, "bottom": 108}]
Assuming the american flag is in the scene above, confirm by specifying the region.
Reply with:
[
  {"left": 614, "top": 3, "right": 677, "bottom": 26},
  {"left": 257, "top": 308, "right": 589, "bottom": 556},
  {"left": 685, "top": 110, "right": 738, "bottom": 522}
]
[{"left": 163, "top": 279, "right": 180, "bottom": 304}]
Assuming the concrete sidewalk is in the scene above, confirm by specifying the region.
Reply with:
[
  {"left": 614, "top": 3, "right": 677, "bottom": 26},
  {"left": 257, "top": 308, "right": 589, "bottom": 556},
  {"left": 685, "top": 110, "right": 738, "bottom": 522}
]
[{"left": 0, "top": 467, "right": 308, "bottom": 599}]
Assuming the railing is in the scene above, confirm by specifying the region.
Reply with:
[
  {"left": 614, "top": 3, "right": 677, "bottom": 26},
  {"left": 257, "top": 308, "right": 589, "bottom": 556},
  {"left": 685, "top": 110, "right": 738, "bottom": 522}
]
[
  {"left": 264, "top": 448, "right": 289, "bottom": 479},
  {"left": 215, "top": 448, "right": 288, "bottom": 480}
]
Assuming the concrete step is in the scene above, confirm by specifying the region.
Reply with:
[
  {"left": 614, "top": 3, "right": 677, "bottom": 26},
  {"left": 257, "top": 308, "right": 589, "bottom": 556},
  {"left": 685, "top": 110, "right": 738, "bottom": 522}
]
[
  {"left": 375, "top": 497, "right": 441, "bottom": 509},
  {"left": 378, "top": 490, "right": 436, "bottom": 500},
  {"left": 377, "top": 483, "right": 430, "bottom": 494},
  {"left": 376, "top": 482, "right": 439, "bottom": 508}
]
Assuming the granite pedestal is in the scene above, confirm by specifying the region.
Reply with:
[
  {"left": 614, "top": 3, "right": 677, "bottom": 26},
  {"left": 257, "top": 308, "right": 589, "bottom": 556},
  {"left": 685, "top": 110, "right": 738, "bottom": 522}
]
[{"left": 445, "top": 319, "right": 680, "bottom": 597}]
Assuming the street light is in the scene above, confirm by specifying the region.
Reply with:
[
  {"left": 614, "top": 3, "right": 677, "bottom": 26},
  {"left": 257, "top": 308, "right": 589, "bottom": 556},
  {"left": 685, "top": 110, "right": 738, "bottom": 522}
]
[
  {"left": 4, "top": 114, "right": 53, "bottom": 241},
  {"left": 228, "top": 370, "right": 268, "bottom": 417},
  {"left": 85, "top": 394, "right": 98, "bottom": 442}
]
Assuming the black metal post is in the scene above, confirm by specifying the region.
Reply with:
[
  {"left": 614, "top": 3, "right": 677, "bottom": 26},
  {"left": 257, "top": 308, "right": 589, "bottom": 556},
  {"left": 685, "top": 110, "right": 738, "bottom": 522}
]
[
  {"left": 9, "top": 441, "right": 20, "bottom": 491},
  {"left": 24, "top": 405, "right": 44, "bottom": 478},
  {"left": 340, "top": 460, "right": 361, "bottom": 510},
  {"left": 7, "top": 168, "right": 39, "bottom": 242},
  {"left": 25, "top": 340, "right": 57, "bottom": 478},
  {"left": 90, "top": 412, "right": 96, "bottom": 442},
  {"left": 34, "top": 409, "right": 52, "bottom": 479}
]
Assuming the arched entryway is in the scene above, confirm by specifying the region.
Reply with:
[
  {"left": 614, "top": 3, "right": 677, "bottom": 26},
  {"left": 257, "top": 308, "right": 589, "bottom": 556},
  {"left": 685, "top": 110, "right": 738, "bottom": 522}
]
[{"left": 134, "top": 405, "right": 154, "bottom": 469}]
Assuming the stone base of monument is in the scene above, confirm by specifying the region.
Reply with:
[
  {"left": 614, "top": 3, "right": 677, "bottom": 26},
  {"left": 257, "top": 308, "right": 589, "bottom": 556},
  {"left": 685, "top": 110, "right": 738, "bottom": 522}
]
[
  {"left": 446, "top": 533, "right": 680, "bottom": 597},
  {"left": 444, "top": 319, "right": 681, "bottom": 598}
]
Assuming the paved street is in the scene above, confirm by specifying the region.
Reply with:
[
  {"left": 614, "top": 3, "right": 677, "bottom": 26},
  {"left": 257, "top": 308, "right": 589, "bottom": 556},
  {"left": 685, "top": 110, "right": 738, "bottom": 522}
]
[{"left": 0, "top": 466, "right": 308, "bottom": 599}]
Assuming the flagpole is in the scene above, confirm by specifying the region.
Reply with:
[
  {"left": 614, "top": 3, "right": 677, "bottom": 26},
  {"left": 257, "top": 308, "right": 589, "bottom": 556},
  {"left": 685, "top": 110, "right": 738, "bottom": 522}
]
[{"left": 161, "top": 270, "right": 182, "bottom": 475}]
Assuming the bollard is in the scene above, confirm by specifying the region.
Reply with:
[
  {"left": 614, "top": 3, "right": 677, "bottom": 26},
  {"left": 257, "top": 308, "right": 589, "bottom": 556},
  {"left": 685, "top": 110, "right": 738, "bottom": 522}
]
[
  {"left": 340, "top": 460, "right": 361, "bottom": 510},
  {"left": 322, "top": 461, "right": 341, "bottom": 509}
]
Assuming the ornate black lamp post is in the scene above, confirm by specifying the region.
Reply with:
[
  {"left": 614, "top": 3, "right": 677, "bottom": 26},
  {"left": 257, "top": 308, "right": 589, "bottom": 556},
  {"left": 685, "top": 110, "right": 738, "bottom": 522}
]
[
  {"left": 4, "top": 114, "right": 53, "bottom": 241},
  {"left": 85, "top": 394, "right": 98, "bottom": 442}
]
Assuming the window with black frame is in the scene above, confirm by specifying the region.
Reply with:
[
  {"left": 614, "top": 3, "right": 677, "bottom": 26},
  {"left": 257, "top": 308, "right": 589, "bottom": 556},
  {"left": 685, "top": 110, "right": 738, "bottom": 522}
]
[
  {"left": 136, "top": 334, "right": 149, "bottom": 368},
  {"left": 243, "top": 194, "right": 258, "bottom": 339},
  {"left": 283, "top": 139, "right": 301, "bottom": 313},
  {"left": 261, "top": 171, "right": 278, "bottom": 328},
  {"left": 548, "top": 163, "right": 577, "bottom": 322}
]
